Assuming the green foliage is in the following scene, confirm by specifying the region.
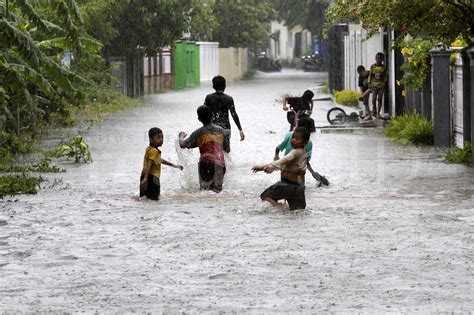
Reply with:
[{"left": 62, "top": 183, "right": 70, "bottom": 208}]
[
  {"left": 241, "top": 68, "right": 256, "bottom": 80},
  {"left": 0, "top": 0, "right": 92, "bottom": 138},
  {"left": 0, "top": 132, "right": 37, "bottom": 155},
  {"left": 384, "top": 112, "right": 434, "bottom": 145},
  {"left": 46, "top": 135, "right": 92, "bottom": 163},
  {"left": 0, "top": 158, "right": 65, "bottom": 173},
  {"left": 0, "top": 174, "right": 45, "bottom": 198},
  {"left": 319, "top": 81, "right": 330, "bottom": 94},
  {"left": 188, "top": 0, "right": 217, "bottom": 42},
  {"left": 399, "top": 38, "right": 436, "bottom": 91},
  {"left": 327, "top": 0, "right": 473, "bottom": 45},
  {"left": 334, "top": 90, "right": 360, "bottom": 107},
  {"left": 212, "top": 0, "right": 275, "bottom": 49},
  {"left": 445, "top": 142, "right": 472, "bottom": 164},
  {"left": 106, "top": 0, "right": 194, "bottom": 57},
  {"left": 276, "top": 0, "right": 329, "bottom": 38}
]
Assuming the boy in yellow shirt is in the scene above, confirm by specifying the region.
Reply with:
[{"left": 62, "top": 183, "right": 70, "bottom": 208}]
[{"left": 140, "top": 127, "right": 183, "bottom": 200}]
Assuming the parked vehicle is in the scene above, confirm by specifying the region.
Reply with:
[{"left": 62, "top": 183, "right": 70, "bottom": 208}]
[
  {"left": 302, "top": 53, "right": 325, "bottom": 72},
  {"left": 255, "top": 52, "right": 282, "bottom": 72}
]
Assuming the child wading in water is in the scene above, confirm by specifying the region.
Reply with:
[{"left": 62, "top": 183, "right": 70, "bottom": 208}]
[
  {"left": 204, "top": 75, "right": 245, "bottom": 150},
  {"left": 179, "top": 106, "right": 230, "bottom": 193},
  {"left": 274, "top": 117, "right": 326, "bottom": 185},
  {"left": 140, "top": 127, "right": 183, "bottom": 200},
  {"left": 252, "top": 127, "right": 309, "bottom": 210}
]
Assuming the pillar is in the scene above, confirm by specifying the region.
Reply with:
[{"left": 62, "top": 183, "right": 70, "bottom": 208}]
[
  {"left": 431, "top": 48, "right": 452, "bottom": 147},
  {"left": 462, "top": 46, "right": 473, "bottom": 145},
  {"left": 463, "top": 46, "right": 474, "bottom": 161}
]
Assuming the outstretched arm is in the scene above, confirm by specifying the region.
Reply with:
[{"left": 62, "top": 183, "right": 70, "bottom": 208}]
[
  {"left": 161, "top": 158, "right": 183, "bottom": 170},
  {"left": 229, "top": 100, "right": 245, "bottom": 141}
]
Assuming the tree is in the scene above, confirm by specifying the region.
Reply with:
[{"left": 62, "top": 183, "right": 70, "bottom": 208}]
[
  {"left": 327, "top": 0, "right": 474, "bottom": 45},
  {"left": 188, "top": 0, "right": 217, "bottom": 42},
  {"left": 212, "top": 0, "right": 275, "bottom": 49},
  {"left": 275, "top": 0, "right": 330, "bottom": 39},
  {"left": 0, "top": 0, "right": 95, "bottom": 135},
  {"left": 106, "top": 0, "right": 193, "bottom": 58}
]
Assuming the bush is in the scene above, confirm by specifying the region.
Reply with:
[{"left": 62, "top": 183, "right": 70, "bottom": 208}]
[
  {"left": 319, "top": 82, "right": 330, "bottom": 94},
  {"left": 445, "top": 142, "right": 472, "bottom": 164},
  {"left": 334, "top": 90, "right": 360, "bottom": 107},
  {"left": 0, "top": 175, "right": 45, "bottom": 198},
  {"left": 384, "top": 112, "right": 434, "bottom": 145},
  {"left": 46, "top": 135, "right": 92, "bottom": 163},
  {"left": 241, "top": 69, "right": 256, "bottom": 80}
]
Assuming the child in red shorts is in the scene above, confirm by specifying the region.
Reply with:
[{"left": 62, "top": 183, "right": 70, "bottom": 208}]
[{"left": 179, "top": 106, "right": 230, "bottom": 193}]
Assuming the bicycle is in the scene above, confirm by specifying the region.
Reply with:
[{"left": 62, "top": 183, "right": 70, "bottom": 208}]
[{"left": 326, "top": 107, "right": 364, "bottom": 125}]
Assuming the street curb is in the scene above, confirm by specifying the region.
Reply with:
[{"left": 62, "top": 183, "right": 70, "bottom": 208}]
[{"left": 316, "top": 126, "right": 385, "bottom": 135}]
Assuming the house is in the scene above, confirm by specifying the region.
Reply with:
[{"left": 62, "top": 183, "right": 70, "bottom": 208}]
[{"left": 269, "top": 21, "right": 312, "bottom": 66}]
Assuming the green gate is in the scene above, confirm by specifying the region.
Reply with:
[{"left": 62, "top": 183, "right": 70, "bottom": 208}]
[{"left": 173, "top": 41, "right": 200, "bottom": 90}]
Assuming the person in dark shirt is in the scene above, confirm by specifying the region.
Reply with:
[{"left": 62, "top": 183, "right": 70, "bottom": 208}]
[
  {"left": 357, "top": 65, "right": 372, "bottom": 120},
  {"left": 204, "top": 76, "right": 245, "bottom": 151},
  {"left": 282, "top": 89, "right": 314, "bottom": 130}
]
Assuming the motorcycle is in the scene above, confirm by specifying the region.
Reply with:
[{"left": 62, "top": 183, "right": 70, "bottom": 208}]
[
  {"left": 255, "top": 52, "right": 282, "bottom": 72},
  {"left": 302, "top": 53, "right": 325, "bottom": 72}
]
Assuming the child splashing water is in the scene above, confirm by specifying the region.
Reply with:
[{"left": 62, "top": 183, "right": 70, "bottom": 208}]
[
  {"left": 139, "top": 128, "right": 183, "bottom": 201},
  {"left": 252, "top": 127, "right": 310, "bottom": 210},
  {"left": 274, "top": 117, "right": 327, "bottom": 186}
]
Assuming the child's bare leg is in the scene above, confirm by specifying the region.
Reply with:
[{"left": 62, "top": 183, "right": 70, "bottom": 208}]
[
  {"left": 371, "top": 90, "right": 378, "bottom": 116},
  {"left": 377, "top": 88, "right": 385, "bottom": 117}
]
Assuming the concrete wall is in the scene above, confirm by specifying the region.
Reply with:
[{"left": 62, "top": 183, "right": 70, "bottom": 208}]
[
  {"left": 143, "top": 48, "right": 173, "bottom": 94},
  {"left": 197, "top": 42, "right": 219, "bottom": 82},
  {"left": 218, "top": 47, "right": 248, "bottom": 82},
  {"left": 269, "top": 21, "right": 312, "bottom": 66}
]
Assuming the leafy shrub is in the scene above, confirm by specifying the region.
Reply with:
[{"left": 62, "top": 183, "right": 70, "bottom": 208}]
[
  {"left": 0, "top": 175, "right": 45, "bottom": 198},
  {"left": 47, "top": 136, "right": 92, "bottom": 163},
  {"left": 334, "top": 90, "right": 360, "bottom": 107},
  {"left": 384, "top": 112, "right": 434, "bottom": 145},
  {"left": 445, "top": 142, "right": 472, "bottom": 164},
  {"left": 0, "top": 158, "right": 65, "bottom": 173},
  {"left": 241, "top": 69, "right": 256, "bottom": 80},
  {"left": 319, "top": 82, "right": 330, "bottom": 94}
]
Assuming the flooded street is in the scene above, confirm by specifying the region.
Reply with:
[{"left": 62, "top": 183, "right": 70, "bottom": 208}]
[{"left": 1, "top": 70, "right": 473, "bottom": 312}]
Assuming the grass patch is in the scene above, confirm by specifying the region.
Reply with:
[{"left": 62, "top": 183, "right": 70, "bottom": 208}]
[
  {"left": 384, "top": 112, "right": 434, "bottom": 145},
  {"left": 445, "top": 142, "right": 472, "bottom": 164},
  {"left": 241, "top": 68, "right": 256, "bottom": 80},
  {"left": 53, "top": 86, "right": 141, "bottom": 125},
  {"left": 0, "top": 174, "right": 45, "bottom": 198},
  {"left": 334, "top": 90, "right": 360, "bottom": 107},
  {"left": 319, "top": 82, "right": 330, "bottom": 94}
]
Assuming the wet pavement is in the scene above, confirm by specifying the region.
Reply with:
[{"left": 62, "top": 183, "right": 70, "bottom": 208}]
[{"left": 1, "top": 69, "right": 473, "bottom": 313}]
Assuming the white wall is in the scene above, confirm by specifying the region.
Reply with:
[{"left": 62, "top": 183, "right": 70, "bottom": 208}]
[
  {"left": 197, "top": 42, "right": 219, "bottom": 82},
  {"left": 344, "top": 27, "right": 384, "bottom": 92},
  {"left": 269, "top": 21, "right": 312, "bottom": 65}
]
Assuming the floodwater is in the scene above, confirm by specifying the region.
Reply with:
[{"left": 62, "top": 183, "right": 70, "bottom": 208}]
[{"left": 1, "top": 70, "right": 473, "bottom": 313}]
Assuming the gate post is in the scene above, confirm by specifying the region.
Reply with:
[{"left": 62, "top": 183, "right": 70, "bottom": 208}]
[
  {"left": 462, "top": 46, "right": 474, "bottom": 161},
  {"left": 431, "top": 48, "right": 452, "bottom": 147},
  {"left": 462, "top": 46, "right": 473, "bottom": 145}
]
